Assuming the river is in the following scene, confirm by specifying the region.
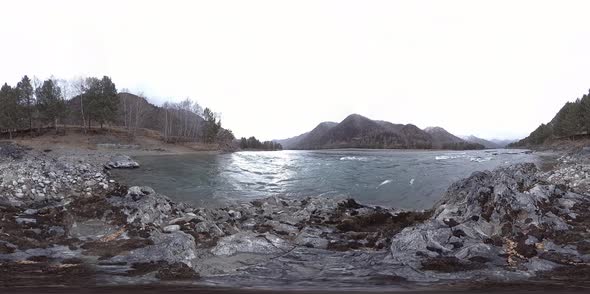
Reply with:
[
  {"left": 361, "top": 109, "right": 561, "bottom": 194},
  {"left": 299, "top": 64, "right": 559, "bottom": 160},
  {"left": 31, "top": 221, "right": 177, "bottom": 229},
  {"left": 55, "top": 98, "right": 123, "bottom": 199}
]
[{"left": 112, "top": 149, "right": 544, "bottom": 210}]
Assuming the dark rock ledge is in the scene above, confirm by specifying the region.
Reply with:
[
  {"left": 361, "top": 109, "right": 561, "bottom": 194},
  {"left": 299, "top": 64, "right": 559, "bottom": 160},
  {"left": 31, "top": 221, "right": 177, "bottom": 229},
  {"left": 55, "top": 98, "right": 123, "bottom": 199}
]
[{"left": 0, "top": 142, "right": 589, "bottom": 290}]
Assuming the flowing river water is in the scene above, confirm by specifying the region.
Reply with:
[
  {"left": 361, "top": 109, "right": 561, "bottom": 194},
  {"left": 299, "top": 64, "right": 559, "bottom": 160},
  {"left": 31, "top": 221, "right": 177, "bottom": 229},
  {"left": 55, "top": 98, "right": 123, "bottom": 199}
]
[{"left": 112, "top": 149, "right": 549, "bottom": 210}]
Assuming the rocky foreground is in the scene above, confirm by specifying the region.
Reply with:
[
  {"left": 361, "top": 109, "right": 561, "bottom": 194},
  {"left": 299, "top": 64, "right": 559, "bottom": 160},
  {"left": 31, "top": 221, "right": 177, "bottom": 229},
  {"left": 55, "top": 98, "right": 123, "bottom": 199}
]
[{"left": 0, "top": 142, "right": 589, "bottom": 290}]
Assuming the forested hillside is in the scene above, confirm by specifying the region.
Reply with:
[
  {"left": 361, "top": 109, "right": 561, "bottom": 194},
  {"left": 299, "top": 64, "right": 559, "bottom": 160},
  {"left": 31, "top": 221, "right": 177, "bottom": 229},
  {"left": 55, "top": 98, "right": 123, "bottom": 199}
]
[
  {"left": 0, "top": 75, "right": 234, "bottom": 148},
  {"left": 510, "top": 89, "right": 590, "bottom": 147},
  {"left": 277, "top": 114, "right": 484, "bottom": 150}
]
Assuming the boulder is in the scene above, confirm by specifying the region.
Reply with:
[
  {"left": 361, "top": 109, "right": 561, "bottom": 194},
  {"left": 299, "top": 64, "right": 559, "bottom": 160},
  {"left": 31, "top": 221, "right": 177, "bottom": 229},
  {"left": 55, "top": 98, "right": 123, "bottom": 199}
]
[{"left": 106, "top": 155, "right": 140, "bottom": 169}]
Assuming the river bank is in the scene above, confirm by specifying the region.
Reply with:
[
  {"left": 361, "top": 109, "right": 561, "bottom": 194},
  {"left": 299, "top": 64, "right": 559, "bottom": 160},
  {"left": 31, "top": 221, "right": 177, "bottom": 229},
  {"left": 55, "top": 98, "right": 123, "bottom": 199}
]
[{"left": 0, "top": 141, "right": 589, "bottom": 291}]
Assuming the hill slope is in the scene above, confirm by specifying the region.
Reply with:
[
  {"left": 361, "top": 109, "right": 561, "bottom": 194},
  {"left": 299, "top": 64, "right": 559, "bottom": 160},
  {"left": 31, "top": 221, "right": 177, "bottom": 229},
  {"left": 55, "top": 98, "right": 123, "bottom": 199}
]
[
  {"left": 278, "top": 114, "right": 483, "bottom": 150},
  {"left": 510, "top": 89, "right": 590, "bottom": 147},
  {"left": 65, "top": 92, "right": 210, "bottom": 141}
]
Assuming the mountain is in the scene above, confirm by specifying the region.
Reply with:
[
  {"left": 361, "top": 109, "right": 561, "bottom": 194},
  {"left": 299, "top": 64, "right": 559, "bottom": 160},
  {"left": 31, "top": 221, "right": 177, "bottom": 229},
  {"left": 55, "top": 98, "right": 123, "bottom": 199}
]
[
  {"left": 275, "top": 121, "right": 337, "bottom": 149},
  {"left": 461, "top": 135, "right": 501, "bottom": 149},
  {"left": 424, "top": 127, "right": 463, "bottom": 148},
  {"left": 277, "top": 114, "right": 484, "bottom": 150},
  {"left": 490, "top": 139, "right": 516, "bottom": 148}
]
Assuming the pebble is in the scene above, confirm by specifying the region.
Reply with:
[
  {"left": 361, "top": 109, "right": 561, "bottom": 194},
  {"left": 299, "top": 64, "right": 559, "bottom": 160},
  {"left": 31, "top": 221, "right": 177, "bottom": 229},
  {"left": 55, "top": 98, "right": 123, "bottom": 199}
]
[{"left": 163, "top": 225, "right": 181, "bottom": 233}]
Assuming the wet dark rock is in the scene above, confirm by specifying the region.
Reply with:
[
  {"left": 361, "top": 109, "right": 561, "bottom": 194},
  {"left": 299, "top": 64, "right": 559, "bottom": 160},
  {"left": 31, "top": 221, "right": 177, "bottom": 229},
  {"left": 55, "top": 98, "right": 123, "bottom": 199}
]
[
  {"left": 61, "top": 257, "right": 83, "bottom": 265},
  {"left": 421, "top": 256, "right": 485, "bottom": 272},
  {"left": 536, "top": 264, "right": 590, "bottom": 285},
  {"left": 0, "top": 242, "right": 15, "bottom": 254},
  {"left": 155, "top": 262, "right": 200, "bottom": 280},
  {"left": 81, "top": 239, "right": 154, "bottom": 259},
  {"left": 0, "top": 260, "right": 95, "bottom": 287},
  {"left": 128, "top": 261, "right": 166, "bottom": 276}
]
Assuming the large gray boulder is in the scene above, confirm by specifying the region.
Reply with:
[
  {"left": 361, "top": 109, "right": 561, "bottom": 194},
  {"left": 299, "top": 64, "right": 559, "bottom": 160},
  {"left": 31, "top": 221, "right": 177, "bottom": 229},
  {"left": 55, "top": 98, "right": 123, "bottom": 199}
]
[
  {"left": 109, "top": 231, "right": 197, "bottom": 267},
  {"left": 107, "top": 186, "right": 174, "bottom": 227},
  {"left": 106, "top": 155, "right": 140, "bottom": 169}
]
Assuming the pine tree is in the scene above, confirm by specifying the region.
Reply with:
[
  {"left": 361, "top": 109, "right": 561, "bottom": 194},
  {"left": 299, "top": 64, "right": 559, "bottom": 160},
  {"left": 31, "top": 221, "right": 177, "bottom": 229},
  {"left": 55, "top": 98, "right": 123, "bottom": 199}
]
[
  {"left": 202, "top": 108, "right": 221, "bottom": 143},
  {"left": 84, "top": 76, "right": 118, "bottom": 129},
  {"left": 580, "top": 91, "right": 590, "bottom": 133},
  {"left": 0, "top": 83, "right": 24, "bottom": 138},
  {"left": 16, "top": 75, "right": 34, "bottom": 134},
  {"left": 36, "top": 79, "right": 66, "bottom": 131}
]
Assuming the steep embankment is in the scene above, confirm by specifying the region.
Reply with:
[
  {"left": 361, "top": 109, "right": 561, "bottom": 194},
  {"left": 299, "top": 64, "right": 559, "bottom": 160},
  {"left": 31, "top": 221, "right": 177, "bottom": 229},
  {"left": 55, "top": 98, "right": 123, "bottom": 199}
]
[{"left": 278, "top": 114, "right": 484, "bottom": 150}]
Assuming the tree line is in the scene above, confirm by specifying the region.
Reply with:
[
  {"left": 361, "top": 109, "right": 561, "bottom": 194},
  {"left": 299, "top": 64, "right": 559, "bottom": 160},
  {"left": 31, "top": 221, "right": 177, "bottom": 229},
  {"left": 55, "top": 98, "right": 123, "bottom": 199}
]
[
  {"left": 0, "top": 75, "right": 69, "bottom": 138},
  {"left": 0, "top": 75, "right": 234, "bottom": 147},
  {"left": 510, "top": 89, "right": 590, "bottom": 146},
  {"left": 239, "top": 136, "right": 283, "bottom": 150}
]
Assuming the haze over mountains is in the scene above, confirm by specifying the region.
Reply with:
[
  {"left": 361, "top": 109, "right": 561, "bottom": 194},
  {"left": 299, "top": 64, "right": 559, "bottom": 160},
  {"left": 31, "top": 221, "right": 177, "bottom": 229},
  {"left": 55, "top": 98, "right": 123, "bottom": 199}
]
[
  {"left": 276, "top": 114, "right": 485, "bottom": 150},
  {"left": 460, "top": 135, "right": 515, "bottom": 149}
]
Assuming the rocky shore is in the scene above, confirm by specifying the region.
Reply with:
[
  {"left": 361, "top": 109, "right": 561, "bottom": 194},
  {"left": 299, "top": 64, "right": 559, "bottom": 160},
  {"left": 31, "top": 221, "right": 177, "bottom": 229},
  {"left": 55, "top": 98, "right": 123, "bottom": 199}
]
[{"left": 0, "top": 141, "right": 589, "bottom": 290}]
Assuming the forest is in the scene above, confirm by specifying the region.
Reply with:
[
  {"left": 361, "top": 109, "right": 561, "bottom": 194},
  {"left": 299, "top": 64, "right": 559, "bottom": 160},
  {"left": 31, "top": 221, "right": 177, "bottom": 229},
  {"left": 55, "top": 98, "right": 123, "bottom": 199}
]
[
  {"left": 510, "top": 89, "right": 590, "bottom": 146},
  {"left": 0, "top": 75, "right": 235, "bottom": 148}
]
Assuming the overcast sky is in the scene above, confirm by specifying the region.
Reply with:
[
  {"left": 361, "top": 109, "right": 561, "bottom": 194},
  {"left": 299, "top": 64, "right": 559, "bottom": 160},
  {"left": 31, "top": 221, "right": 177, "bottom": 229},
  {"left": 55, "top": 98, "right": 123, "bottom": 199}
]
[{"left": 1, "top": 0, "right": 590, "bottom": 141}]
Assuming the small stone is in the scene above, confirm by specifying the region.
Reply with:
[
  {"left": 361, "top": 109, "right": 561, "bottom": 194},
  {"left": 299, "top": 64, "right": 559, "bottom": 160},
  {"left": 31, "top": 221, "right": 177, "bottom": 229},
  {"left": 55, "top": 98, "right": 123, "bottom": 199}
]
[
  {"left": 84, "top": 180, "right": 97, "bottom": 187},
  {"left": 163, "top": 225, "right": 181, "bottom": 233},
  {"left": 24, "top": 209, "right": 38, "bottom": 215}
]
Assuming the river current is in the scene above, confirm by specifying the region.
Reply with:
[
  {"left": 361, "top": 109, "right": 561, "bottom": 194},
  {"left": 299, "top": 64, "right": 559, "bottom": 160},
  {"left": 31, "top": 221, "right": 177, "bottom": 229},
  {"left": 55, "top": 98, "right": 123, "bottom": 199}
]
[{"left": 112, "top": 149, "right": 544, "bottom": 210}]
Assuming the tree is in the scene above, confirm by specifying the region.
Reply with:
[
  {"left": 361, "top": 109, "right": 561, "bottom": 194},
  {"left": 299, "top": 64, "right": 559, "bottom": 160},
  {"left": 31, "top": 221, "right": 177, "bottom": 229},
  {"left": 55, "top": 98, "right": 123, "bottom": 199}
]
[
  {"left": 580, "top": 91, "right": 590, "bottom": 133},
  {"left": 238, "top": 136, "right": 283, "bottom": 150},
  {"left": 83, "top": 76, "right": 118, "bottom": 129},
  {"left": 16, "top": 75, "right": 34, "bottom": 134},
  {"left": 36, "top": 79, "right": 66, "bottom": 132},
  {"left": 0, "top": 83, "right": 24, "bottom": 139},
  {"left": 202, "top": 107, "right": 221, "bottom": 143},
  {"left": 553, "top": 102, "right": 582, "bottom": 138},
  {"left": 216, "top": 129, "right": 236, "bottom": 149}
]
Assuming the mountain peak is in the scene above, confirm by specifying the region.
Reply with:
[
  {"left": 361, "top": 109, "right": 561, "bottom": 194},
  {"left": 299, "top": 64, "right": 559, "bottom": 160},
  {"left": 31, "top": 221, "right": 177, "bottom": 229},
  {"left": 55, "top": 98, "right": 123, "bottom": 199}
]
[{"left": 276, "top": 114, "right": 484, "bottom": 150}]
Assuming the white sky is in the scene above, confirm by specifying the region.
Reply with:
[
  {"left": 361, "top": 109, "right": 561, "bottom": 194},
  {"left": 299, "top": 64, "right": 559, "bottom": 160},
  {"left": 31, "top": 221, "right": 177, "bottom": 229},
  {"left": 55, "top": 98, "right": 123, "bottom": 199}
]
[{"left": 1, "top": 0, "right": 590, "bottom": 141}]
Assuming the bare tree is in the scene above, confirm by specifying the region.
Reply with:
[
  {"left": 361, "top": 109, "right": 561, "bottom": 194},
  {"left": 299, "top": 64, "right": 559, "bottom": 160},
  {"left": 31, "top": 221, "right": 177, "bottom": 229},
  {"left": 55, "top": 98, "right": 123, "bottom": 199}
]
[
  {"left": 131, "top": 92, "right": 149, "bottom": 136},
  {"left": 120, "top": 88, "right": 130, "bottom": 130},
  {"left": 71, "top": 77, "right": 86, "bottom": 133}
]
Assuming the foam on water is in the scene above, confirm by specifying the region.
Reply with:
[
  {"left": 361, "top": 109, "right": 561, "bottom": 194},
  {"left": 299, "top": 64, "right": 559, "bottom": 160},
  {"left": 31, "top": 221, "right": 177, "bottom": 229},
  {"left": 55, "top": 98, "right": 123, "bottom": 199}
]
[
  {"left": 340, "top": 156, "right": 368, "bottom": 161},
  {"left": 112, "top": 149, "right": 539, "bottom": 210},
  {"left": 377, "top": 179, "right": 392, "bottom": 188}
]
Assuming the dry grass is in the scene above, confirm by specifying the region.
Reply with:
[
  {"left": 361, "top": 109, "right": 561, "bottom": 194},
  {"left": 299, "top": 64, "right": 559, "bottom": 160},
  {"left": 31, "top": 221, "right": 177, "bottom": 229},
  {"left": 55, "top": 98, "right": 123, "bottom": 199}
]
[{"left": 8, "top": 125, "right": 220, "bottom": 155}]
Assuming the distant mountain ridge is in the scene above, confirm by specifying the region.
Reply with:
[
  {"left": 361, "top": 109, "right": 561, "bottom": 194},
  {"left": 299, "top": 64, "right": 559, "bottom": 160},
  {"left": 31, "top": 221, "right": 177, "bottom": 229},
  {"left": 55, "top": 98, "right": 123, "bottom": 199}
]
[
  {"left": 276, "top": 114, "right": 484, "bottom": 150},
  {"left": 460, "top": 135, "right": 516, "bottom": 148},
  {"left": 461, "top": 135, "right": 500, "bottom": 149}
]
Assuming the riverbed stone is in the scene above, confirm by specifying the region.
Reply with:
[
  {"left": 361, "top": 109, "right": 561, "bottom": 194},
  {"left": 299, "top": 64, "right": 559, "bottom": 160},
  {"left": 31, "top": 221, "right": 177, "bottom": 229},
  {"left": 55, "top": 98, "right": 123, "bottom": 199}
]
[{"left": 106, "top": 155, "right": 140, "bottom": 169}]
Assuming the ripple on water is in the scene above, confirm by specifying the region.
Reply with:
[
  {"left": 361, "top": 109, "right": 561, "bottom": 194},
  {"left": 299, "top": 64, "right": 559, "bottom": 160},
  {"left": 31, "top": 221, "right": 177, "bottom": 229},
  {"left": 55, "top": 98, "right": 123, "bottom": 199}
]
[{"left": 111, "top": 149, "right": 540, "bottom": 210}]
